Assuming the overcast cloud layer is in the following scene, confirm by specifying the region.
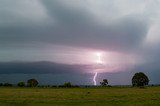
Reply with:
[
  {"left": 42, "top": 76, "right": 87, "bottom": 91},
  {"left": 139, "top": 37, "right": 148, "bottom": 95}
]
[
  {"left": 0, "top": 0, "right": 160, "bottom": 85},
  {"left": 0, "top": 1, "right": 160, "bottom": 53}
]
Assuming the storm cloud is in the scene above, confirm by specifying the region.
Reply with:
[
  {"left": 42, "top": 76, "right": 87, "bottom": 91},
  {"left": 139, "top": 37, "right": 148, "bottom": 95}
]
[
  {"left": 0, "top": 0, "right": 160, "bottom": 85},
  {"left": 0, "top": 0, "right": 154, "bottom": 51}
]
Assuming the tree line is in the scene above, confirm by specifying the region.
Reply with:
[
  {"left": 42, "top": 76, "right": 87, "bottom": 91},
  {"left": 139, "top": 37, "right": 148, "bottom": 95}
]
[
  {"left": 0, "top": 79, "right": 38, "bottom": 87},
  {"left": 0, "top": 72, "right": 150, "bottom": 88}
]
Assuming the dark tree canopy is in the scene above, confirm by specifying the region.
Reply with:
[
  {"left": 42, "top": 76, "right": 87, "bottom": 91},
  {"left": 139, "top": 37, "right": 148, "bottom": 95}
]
[
  {"left": 27, "top": 79, "right": 38, "bottom": 87},
  {"left": 63, "top": 82, "right": 72, "bottom": 87},
  {"left": 17, "top": 82, "right": 25, "bottom": 87},
  {"left": 100, "top": 79, "right": 108, "bottom": 86},
  {"left": 132, "top": 72, "right": 149, "bottom": 87},
  {"left": 3, "top": 83, "right": 12, "bottom": 87}
]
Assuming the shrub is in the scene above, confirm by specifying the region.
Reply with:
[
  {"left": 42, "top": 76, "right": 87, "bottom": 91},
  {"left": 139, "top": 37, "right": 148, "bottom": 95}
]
[
  {"left": 3, "top": 83, "right": 12, "bottom": 87},
  {"left": 27, "top": 79, "right": 38, "bottom": 87},
  {"left": 100, "top": 79, "right": 108, "bottom": 86},
  {"left": 63, "top": 82, "right": 72, "bottom": 88},
  {"left": 17, "top": 82, "right": 25, "bottom": 87}
]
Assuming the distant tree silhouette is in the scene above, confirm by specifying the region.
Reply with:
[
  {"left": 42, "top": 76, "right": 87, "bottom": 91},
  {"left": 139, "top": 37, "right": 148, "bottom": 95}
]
[
  {"left": 100, "top": 79, "right": 108, "bottom": 86},
  {"left": 63, "top": 82, "right": 72, "bottom": 87},
  {"left": 132, "top": 72, "right": 149, "bottom": 87},
  {"left": 17, "top": 82, "right": 25, "bottom": 87},
  {"left": 3, "top": 83, "right": 12, "bottom": 87},
  {"left": 27, "top": 79, "right": 38, "bottom": 87},
  {"left": 0, "top": 83, "right": 3, "bottom": 86}
]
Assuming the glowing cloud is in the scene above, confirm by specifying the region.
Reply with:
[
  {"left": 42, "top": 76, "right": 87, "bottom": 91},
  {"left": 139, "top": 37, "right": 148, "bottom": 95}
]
[{"left": 96, "top": 52, "right": 103, "bottom": 64}]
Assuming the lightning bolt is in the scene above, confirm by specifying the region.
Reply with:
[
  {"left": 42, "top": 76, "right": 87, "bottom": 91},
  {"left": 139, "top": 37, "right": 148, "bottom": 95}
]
[
  {"left": 93, "top": 72, "right": 98, "bottom": 85},
  {"left": 92, "top": 52, "right": 103, "bottom": 85}
]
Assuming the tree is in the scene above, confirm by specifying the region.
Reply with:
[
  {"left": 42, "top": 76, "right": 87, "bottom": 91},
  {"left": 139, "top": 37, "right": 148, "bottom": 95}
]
[
  {"left": 27, "top": 79, "right": 38, "bottom": 87},
  {"left": 63, "top": 82, "right": 72, "bottom": 87},
  {"left": 0, "top": 83, "right": 3, "bottom": 86},
  {"left": 100, "top": 79, "right": 108, "bottom": 86},
  {"left": 132, "top": 72, "right": 149, "bottom": 87},
  {"left": 3, "top": 83, "right": 12, "bottom": 87},
  {"left": 17, "top": 82, "right": 25, "bottom": 87}
]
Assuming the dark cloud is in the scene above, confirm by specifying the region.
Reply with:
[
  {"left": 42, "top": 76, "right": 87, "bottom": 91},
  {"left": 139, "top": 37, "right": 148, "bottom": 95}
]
[
  {"left": 0, "top": 61, "right": 89, "bottom": 74},
  {"left": 1, "top": 61, "right": 160, "bottom": 85}
]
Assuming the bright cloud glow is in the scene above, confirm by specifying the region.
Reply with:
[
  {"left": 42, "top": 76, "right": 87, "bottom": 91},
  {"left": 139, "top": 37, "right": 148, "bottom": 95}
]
[{"left": 96, "top": 52, "right": 103, "bottom": 64}]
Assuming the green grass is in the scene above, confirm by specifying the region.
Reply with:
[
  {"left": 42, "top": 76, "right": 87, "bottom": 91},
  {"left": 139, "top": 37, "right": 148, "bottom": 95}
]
[{"left": 0, "top": 86, "right": 160, "bottom": 106}]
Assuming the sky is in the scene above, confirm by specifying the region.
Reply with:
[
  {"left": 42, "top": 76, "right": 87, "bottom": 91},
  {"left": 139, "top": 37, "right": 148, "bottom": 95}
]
[{"left": 0, "top": 0, "right": 160, "bottom": 85}]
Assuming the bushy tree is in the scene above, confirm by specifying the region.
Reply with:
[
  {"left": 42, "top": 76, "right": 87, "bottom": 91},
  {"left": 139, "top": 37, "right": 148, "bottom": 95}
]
[
  {"left": 100, "top": 79, "right": 108, "bottom": 86},
  {"left": 17, "top": 82, "right": 25, "bottom": 87},
  {"left": 132, "top": 72, "right": 149, "bottom": 87},
  {"left": 63, "top": 82, "right": 72, "bottom": 87},
  {"left": 27, "top": 79, "right": 38, "bottom": 87}
]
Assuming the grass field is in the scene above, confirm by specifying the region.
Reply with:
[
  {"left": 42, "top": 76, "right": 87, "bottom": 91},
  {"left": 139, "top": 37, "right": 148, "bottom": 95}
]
[{"left": 0, "top": 87, "right": 160, "bottom": 106}]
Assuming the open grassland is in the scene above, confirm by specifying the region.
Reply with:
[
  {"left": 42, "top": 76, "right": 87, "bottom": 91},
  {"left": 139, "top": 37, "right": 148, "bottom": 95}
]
[{"left": 0, "top": 87, "right": 160, "bottom": 106}]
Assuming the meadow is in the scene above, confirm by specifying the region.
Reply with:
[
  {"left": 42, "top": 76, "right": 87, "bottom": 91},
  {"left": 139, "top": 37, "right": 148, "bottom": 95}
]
[{"left": 0, "top": 86, "right": 160, "bottom": 106}]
